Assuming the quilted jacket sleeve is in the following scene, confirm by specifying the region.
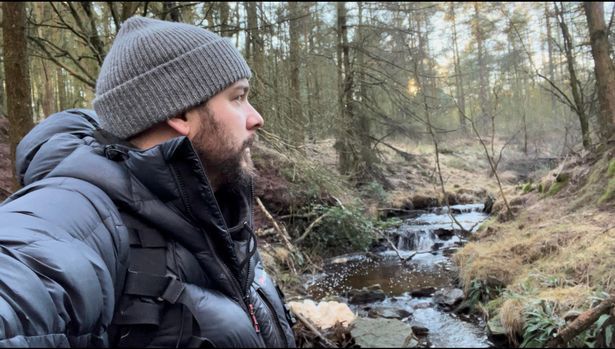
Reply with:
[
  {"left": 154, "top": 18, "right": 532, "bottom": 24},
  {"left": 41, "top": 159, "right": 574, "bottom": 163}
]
[{"left": 0, "top": 178, "right": 126, "bottom": 347}]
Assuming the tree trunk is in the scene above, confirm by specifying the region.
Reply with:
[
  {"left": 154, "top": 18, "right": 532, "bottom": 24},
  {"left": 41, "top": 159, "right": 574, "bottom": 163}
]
[
  {"left": 288, "top": 1, "right": 304, "bottom": 147},
  {"left": 545, "top": 2, "right": 557, "bottom": 112},
  {"left": 162, "top": 2, "right": 181, "bottom": 22},
  {"left": 555, "top": 2, "right": 591, "bottom": 149},
  {"left": 3, "top": 2, "right": 34, "bottom": 190},
  {"left": 218, "top": 2, "right": 232, "bottom": 37},
  {"left": 57, "top": 67, "right": 68, "bottom": 111},
  {"left": 356, "top": 1, "right": 374, "bottom": 176},
  {"left": 584, "top": 2, "right": 615, "bottom": 141},
  {"left": 335, "top": 2, "right": 354, "bottom": 175},
  {"left": 450, "top": 3, "right": 467, "bottom": 135},
  {"left": 308, "top": 3, "right": 321, "bottom": 144},
  {"left": 474, "top": 3, "right": 489, "bottom": 126}
]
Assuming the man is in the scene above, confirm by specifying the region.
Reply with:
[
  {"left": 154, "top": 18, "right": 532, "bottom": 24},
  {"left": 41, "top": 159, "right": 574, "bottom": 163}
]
[{"left": 0, "top": 16, "right": 296, "bottom": 347}]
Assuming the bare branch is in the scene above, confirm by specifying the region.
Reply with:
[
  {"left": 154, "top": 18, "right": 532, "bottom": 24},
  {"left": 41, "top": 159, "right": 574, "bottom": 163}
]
[
  {"left": 537, "top": 73, "right": 577, "bottom": 111},
  {"left": 28, "top": 36, "right": 97, "bottom": 88}
]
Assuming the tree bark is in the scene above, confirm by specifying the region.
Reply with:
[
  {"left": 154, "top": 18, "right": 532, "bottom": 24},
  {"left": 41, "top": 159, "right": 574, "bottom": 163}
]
[
  {"left": 546, "top": 294, "right": 615, "bottom": 348},
  {"left": 3, "top": 2, "right": 34, "bottom": 190},
  {"left": 288, "top": 1, "right": 304, "bottom": 147},
  {"left": 584, "top": 2, "right": 615, "bottom": 141},
  {"left": 335, "top": 2, "right": 355, "bottom": 175}
]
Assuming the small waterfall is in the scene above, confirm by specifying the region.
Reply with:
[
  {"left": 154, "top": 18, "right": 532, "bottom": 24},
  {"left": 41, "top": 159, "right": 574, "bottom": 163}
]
[
  {"left": 437, "top": 204, "right": 484, "bottom": 215},
  {"left": 416, "top": 229, "right": 436, "bottom": 251},
  {"left": 395, "top": 229, "right": 438, "bottom": 251}
]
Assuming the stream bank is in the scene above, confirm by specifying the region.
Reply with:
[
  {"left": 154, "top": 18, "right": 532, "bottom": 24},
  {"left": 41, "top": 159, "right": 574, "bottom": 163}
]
[{"left": 295, "top": 204, "right": 494, "bottom": 348}]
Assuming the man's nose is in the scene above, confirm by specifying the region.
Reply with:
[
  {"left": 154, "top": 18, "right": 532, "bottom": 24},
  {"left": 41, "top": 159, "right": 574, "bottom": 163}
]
[{"left": 246, "top": 102, "right": 264, "bottom": 130}]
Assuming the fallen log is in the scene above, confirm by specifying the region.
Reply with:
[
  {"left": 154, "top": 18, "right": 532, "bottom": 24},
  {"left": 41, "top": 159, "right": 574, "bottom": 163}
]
[{"left": 546, "top": 294, "right": 615, "bottom": 348}]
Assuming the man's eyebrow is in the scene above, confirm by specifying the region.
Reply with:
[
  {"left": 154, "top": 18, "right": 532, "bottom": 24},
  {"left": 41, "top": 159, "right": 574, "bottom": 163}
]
[{"left": 232, "top": 85, "right": 250, "bottom": 93}]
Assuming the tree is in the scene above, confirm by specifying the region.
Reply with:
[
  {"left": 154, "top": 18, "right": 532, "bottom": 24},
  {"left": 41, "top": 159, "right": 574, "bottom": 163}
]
[
  {"left": 446, "top": 2, "right": 467, "bottom": 134},
  {"left": 472, "top": 2, "right": 490, "bottom": 126},
  {"left": 335, "top": 1, "right": 354, "bottom": 175},
  {"left": 288, "top": 1, "right": 304, "bottom": 147},
  {"left": 584, "top": 2, "right": 615, "bottom": 141},
  {"left": 554, "top": 2, "right": 591, "bottom": 149},
  {"left": 2, "top": 2, "right": 34, "bottom": 190}
]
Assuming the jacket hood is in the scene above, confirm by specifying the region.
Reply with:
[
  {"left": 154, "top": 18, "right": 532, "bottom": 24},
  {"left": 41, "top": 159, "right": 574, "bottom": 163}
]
[{"left": 16, "top": 109, "right": 101, "bottom": 187}]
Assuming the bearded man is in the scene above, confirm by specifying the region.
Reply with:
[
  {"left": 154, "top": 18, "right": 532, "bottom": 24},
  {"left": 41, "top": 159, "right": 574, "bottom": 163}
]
[{"left": 0, "top": 16, "right": 296, "bottom": 348}]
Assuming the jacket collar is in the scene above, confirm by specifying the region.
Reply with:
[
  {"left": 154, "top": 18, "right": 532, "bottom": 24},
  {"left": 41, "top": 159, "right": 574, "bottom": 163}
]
[{"left": 122, "top": 135, "right": 252, "bottom": 238}]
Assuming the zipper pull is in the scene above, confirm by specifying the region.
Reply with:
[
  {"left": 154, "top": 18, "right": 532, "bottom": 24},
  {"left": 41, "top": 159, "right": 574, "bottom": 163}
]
[{"left": 249, "top": 303, "right": 261, "bottom": 333}]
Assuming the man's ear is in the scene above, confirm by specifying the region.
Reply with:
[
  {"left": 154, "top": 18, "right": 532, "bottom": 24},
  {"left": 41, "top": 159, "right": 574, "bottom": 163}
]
[{"left": 166, "top": 114, "right": 191, "bottom": 136}]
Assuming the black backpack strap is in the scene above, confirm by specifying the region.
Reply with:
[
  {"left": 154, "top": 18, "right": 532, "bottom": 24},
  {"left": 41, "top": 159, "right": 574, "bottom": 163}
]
[
  {"left": 111, "top": 211, "right": 212, "bottom": 348},
  {"left": 111, "top": 212, "right": 174, "bottom": 346}
]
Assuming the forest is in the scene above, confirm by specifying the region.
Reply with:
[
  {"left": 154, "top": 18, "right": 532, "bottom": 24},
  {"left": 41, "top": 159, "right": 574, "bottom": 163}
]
[{"left": 1, "top": 2, "right": 615, "bottom": 348}]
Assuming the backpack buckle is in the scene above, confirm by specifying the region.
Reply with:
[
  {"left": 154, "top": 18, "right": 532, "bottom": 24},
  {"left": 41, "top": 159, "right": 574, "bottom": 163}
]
[{"left": 158, "top": 275, "right": 185, "bottom": 304}]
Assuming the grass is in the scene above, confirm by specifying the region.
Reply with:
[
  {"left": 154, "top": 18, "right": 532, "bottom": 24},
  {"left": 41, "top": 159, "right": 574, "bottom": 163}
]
[{"left": 454, "top": 145, "right": 615, "bottom": 347}]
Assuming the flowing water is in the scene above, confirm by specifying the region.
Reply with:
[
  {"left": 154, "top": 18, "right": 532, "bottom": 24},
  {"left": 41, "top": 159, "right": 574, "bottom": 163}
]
[{"left": 305, "top": 204, "right": 493, "bottom": 348}]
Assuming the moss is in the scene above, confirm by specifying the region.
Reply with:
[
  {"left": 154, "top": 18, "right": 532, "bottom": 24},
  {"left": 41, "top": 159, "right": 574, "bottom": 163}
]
[
  {"left": 486, "top": 297, "right": 505, "bottom": 317},
  {"left": 522, "top": 182, "right": 533, "bottom": 193},
  {"left": 537, "top": 183, "right": 544, "bottom": 193},
  {"left": 598, "top": 176, "right": 615, "bottom": 204},
  {"left": 546, "top": 178, "right": 567, "bottom": 196},
  {"left": 608, "top": 159, "right": 615, "bottom": 177}
]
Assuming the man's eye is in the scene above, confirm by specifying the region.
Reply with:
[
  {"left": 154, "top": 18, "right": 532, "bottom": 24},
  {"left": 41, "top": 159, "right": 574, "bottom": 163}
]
[{"left": 235, "top": 94, "right": 244, "bottom": 101}]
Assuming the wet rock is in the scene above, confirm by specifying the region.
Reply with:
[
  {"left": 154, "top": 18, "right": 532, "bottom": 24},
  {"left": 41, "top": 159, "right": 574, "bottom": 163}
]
[
  {"left": 483, "top": 194, "right": 495, "bottom": 214},
  {"left": 411, "top": 325, "right": 429, "bottom": 337},
  {"left": 487, "top": 315, "right": 508, "bottom": 346},
  {"left": 413, "top": 302, "right": 432, "bottom": 309},
  {"left": 366, "top": 251, "right": 384, "bottom": 261},
  {"left": 367, "top": 306, "right": 413, "bottom": 320},
  {"left": 442, "top": 247, "right": 458, "bottom": 257},
  {"left": 350, "top": 317, "right": 419, "bottom": 348},
  {"left": 433, "top": 228, "right": 455, "bottom": 240},
  {"left": 367, "top": 283, "right": 383, "bottom": 291},
  {"left": 369, "top": 241, "right": 389, "bottom": 253},
  {"left": 348, "top": 285, "right": 386, "bottom": 304},
  {"left": 433, "top": 288, "right": 464, "bottom": 308},
  {"left": 431, "top": 242, "right": 444, "bottom": 251},
  {"left": 411, "top": 195, "right": 439, "bottom": 210},
  {"left": 410, "top": 287, "right": 436, "bottom": 298}
]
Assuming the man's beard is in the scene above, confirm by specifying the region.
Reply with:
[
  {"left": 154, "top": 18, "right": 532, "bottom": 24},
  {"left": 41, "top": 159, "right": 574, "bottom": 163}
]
[{"left": 192, "top": 106, "right": 256, "bottom": 192}]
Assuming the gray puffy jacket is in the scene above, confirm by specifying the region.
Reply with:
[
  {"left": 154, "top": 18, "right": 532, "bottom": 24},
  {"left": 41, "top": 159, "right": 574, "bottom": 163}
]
[{"left": 0, "top": 109, "right": 295, "bottom": 347}]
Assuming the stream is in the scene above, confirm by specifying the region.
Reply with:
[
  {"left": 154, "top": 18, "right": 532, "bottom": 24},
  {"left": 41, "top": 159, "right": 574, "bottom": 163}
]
[{"left": 304, "top": 204, "right": 493, "bottom": 348}]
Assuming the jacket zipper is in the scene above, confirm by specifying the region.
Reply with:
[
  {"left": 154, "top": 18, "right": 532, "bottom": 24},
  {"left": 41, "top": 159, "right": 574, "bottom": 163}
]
[
  {"left": 256, "top": 287, "right": 287, "bottom": 346},
  {"left": 172, "top": 160, "right": 262, "bottom": 336}
]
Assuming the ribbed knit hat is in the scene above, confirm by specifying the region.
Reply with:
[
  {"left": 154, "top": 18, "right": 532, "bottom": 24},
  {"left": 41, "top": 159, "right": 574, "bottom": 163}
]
[{"left": 93, "top": 16, "right": 252, "bottom": 139}]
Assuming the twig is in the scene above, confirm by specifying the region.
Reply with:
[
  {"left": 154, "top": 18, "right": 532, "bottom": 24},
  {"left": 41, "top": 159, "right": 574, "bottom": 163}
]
[
  {"left": 295, "top": 210, "right": 331, "bottom": 244},
  {"left": 255, "top": 197, "right": 295, "bottom": 253},
  {"left": 290, "top": 308, "right": 339, "bottom": 348}
]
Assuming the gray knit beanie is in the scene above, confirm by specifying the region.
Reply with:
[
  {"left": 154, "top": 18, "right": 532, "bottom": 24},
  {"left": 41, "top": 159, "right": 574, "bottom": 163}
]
[{"left": 93, "top": 16, "right": 252, "bottom": 139}]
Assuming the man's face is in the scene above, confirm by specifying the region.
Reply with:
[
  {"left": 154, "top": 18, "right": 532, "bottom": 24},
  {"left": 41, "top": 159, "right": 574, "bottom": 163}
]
[{"left": 188, "top": 79, "right": 264, "bottom": 189}]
